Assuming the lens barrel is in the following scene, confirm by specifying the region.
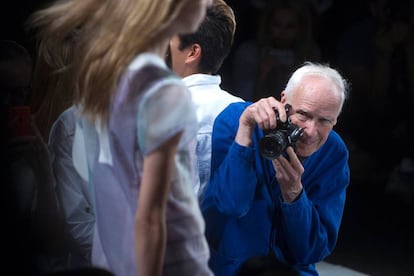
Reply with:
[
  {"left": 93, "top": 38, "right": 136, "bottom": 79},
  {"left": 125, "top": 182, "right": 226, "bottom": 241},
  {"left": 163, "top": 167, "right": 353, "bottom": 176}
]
[{"left": 259, "top": 131, "right": 287, "bottom": 160}]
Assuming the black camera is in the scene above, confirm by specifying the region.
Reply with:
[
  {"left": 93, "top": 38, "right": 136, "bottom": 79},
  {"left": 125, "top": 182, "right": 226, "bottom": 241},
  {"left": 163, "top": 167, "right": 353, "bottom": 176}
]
[{"left": 259, "top": 104, "right": 304, "bottom": 160}]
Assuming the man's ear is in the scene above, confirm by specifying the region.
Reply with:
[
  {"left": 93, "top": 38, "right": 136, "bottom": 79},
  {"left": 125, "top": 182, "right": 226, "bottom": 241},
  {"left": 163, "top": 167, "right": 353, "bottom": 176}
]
[{"left": 186, "top": 43, "right": 202, "bottom": 64}]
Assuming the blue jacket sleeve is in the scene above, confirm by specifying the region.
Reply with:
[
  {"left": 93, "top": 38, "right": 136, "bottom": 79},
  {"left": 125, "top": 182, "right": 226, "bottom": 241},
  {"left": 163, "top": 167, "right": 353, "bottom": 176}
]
[
  {"left": 274, "top": 131, "right": 350, "bottom": 265},
  {"left": 201, "top": 101, "right": 350, "bottom": 272},
  {"left": 202, "top": 102, "right": 262, "bottom": 216}
]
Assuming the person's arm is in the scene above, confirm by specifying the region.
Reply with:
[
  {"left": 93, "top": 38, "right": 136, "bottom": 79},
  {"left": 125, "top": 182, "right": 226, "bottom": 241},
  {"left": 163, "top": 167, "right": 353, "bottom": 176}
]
[
  {"left": 203, "top": 98, "right": 286, "bottom": 216},
  {"left": 135, "top": 132, "right": 182, "bottom": 276},
  {"left": 273, "top": 133, "right": 350, "bottom": 264},
  {"left": 235, "top": 97, "right": 286, "bottom": 147}
]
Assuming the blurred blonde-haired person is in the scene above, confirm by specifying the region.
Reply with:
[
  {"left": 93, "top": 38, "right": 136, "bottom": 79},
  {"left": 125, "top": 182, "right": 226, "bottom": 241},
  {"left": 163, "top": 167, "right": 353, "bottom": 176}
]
[{"left": 28, "top": 0, "right": 214, "bottom": 275}]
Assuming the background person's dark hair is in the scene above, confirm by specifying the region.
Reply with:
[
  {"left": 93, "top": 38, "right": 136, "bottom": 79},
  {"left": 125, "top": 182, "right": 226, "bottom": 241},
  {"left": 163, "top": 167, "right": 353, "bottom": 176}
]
[{"left": 177, "top": 0, "right": 236, "bottom": 74}]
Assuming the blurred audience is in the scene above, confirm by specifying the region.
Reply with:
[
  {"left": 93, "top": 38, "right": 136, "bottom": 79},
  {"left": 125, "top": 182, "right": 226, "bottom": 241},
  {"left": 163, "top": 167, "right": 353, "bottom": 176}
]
[
  {"left": 1, "top": 39, "right": 68, "bottom": 275},
  {"left": 26, "top": 11, "right": 94, "bottom": 268},
  {"left": 335, "top": 0, "right": 413, "bottom": 167},
  {"left": 231, "top": 0, "right": 321, "bottom": 101},
  {"left": 28, "top": 32, "right": 78, "bottom": 143}
]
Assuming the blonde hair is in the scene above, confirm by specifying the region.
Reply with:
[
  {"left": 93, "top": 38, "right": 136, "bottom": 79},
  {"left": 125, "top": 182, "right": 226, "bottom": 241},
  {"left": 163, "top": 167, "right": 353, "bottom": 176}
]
[
  {"left": 28, "top": 0, "right": 194, "bottom": 123},
  {"left": 27, "top": 30, "right": 78, "bottom": 141}
]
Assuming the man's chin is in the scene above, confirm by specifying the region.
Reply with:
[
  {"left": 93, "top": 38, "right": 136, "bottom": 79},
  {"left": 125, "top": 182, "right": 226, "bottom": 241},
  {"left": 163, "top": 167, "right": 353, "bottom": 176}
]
[{"left": 296, "top": 144, "right": 316, "bottom": 158}]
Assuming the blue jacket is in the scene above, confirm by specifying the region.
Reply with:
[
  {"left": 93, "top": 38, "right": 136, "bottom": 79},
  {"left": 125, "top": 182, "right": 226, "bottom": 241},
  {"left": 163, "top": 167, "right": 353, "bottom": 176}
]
[{"left": 201, "top": 102, "right": 350, "bottom": 275}]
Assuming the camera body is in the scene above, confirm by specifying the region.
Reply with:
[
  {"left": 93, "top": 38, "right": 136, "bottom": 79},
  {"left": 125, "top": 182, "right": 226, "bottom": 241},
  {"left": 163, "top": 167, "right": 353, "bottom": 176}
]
[{"left": 259, "top": 104, "right": 303, "bottom": 160}]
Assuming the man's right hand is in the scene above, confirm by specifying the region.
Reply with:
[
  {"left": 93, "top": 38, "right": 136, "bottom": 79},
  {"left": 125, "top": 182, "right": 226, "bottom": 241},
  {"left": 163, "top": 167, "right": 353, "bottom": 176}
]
[{"left": 235, "top": 97, "right": 286, "bottom": 147}]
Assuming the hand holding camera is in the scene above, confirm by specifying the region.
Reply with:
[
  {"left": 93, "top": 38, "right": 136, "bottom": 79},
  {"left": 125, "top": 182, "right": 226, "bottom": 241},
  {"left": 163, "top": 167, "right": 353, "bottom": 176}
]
[
  {"left": 236, "top": 98, "right": 303, "bottom": 158},
  {"left": 259, "top": 104, "right": 303, "bottom": 160}
]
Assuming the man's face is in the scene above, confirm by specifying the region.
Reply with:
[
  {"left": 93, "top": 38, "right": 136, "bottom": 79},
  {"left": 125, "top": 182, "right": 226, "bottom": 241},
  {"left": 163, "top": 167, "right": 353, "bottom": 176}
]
[
  {"left": 168, "top": 35, "right": 190, "bottom": 78},
  {"left": 284, "top": 76, "right": 341, "bottom": 158}
]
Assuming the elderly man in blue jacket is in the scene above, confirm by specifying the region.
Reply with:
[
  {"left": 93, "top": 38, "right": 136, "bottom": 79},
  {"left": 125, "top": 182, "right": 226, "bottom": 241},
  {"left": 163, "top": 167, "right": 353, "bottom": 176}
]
[{"left": 202, "top": 62, "right": 350, "bottom": 276}]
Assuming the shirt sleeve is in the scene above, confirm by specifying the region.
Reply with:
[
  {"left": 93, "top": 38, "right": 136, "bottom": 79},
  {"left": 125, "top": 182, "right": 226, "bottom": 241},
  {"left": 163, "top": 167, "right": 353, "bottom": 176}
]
[
  {"left": 137, "top": 79, "right": 198, "bottom": 156},
  {"left": 274, "top": 132, "right": 350, "bottom": 264}
]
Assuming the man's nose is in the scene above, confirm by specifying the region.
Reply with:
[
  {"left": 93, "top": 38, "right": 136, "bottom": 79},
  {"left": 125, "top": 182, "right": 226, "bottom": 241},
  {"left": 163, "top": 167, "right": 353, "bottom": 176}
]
[{"left": 302, "top": 120, "right": 318, "bottom": 136}]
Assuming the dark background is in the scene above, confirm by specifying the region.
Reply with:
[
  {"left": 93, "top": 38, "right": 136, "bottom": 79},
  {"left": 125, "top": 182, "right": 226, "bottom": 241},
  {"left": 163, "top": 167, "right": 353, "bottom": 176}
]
[{"left": 2, "top": 0, "right": 413, "bottom": 275}]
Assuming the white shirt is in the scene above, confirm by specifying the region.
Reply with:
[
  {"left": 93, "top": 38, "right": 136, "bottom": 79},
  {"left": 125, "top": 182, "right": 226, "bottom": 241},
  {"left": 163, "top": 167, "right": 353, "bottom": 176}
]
[{"left": 183, "top": 74, "right": 244, "bottom": 201}]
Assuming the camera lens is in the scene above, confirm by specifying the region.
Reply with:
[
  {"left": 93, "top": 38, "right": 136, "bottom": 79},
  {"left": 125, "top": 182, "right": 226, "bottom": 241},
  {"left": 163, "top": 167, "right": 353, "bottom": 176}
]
[{"left": 259, "top": 131, "right": 287, "bottom": 160}]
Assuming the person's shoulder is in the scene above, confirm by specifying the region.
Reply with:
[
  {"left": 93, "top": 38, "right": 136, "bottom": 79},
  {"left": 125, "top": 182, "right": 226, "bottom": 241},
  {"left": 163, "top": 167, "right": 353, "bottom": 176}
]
[
  {"left": 307, "top": 131, "right": 349, "bottom": 169},
  {"left": 128, "top": 53, "right": 167, "bottom": 71},
  {"left": 223, "top": 101, "right": 251, "bottom": 113},
  {"left": 49, "top": 106, "right": 78, "bottom": 139},
  {"left": 220, "top": 89, "right": 245, "bottom": 103},
  {"left": 122, "top": 55, "right": 184, "bottom": 105},
  {"left": 57, "top": 105, "right": 77, "bottom": 123},
  {"left": 215, "top": 101, "right": 251, "bottom": 123},
  {"left": 327, "top": 130, "right": 349, "bottom": 153},
  {"left": 329, "top": 130, "right": 344, "bottom": 141},
  {"left": 127, "top": 52, "right": 179, "bottom": 84}
]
